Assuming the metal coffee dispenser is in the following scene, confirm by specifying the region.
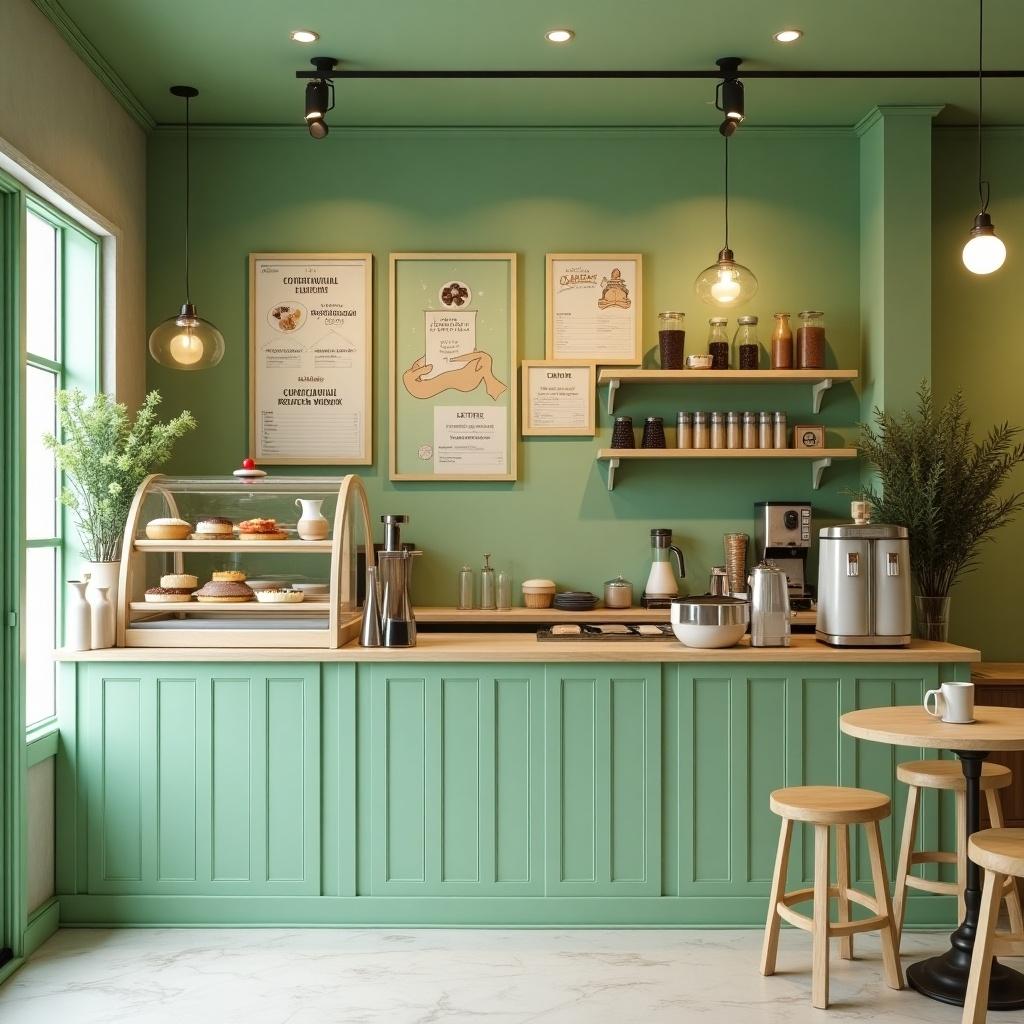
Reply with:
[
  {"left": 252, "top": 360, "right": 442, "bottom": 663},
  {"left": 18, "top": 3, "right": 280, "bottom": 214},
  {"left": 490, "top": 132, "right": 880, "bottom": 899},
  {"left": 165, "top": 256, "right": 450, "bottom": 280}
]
[
  {"left": 816, "top": 503, "right": 912, "bottom": 647},
  {"left": 361, "top": 514, "right": 420, "bottom": 648},
  {"left": 754, "top": 501, "right": 812, "bottom": 601}
]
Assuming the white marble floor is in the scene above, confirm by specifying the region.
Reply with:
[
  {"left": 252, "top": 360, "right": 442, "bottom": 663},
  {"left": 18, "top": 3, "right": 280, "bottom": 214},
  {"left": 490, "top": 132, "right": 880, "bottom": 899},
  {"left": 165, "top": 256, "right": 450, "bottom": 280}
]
[{"left": 0, "top": 927, "right": 1008, "bottom": 1023}]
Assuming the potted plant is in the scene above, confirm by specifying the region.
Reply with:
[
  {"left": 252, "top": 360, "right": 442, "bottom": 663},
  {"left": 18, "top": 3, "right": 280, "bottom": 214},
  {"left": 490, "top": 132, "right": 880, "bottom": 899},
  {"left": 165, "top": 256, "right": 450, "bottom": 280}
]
[
  {"left": 43, "top": 389, "right": 196, "bottom": 611},
  {"left": 856, "top": 383, "right": 1024, "bottom": 641}
]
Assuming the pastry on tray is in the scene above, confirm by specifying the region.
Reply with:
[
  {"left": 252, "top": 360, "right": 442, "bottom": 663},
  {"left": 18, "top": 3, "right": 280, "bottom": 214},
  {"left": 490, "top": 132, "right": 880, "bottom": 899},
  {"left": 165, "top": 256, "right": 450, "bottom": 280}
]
[
  {"left": 254, "top": 589, "right": 304, "bottom": 604},
  {"left": 193, "top": 516, "right": 235, "bottom": 539},
  {"left": 238, "top": 518, "right": 288, "bottom": 541},
  {"left": 144, "top": 587, "right": 195, "bottom": 604},
  {"left": 160, "top": 573, "right": 198, "bottom": 591},
  {"left": 145, "top": 517, "right": 192, "bottom": 541},
  {"left": 212, "top": 570, "right": 246, "bottom": 583},
  {"left": 193, "top": 580, "right": 255, "bottom": 603}
]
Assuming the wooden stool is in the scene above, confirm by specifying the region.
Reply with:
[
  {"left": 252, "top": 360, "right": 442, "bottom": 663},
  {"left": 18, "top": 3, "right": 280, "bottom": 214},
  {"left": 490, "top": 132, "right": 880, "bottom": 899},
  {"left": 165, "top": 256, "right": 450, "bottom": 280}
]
[
  {"left": 760, "top": 785, "right": 904, "bottom": 1010},
  {"left": 892, "top": 760, "right": 1024, "bottom": 943},
  {"left": 963, "top": 829, "right": 1024, "bottom": 1024}
]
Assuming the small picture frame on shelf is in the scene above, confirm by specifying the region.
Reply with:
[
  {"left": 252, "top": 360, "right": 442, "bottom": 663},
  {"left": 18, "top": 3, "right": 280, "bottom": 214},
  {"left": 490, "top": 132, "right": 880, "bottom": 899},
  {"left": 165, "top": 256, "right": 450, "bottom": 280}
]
[{"left": 793, "top": 424, "right": 825, "bottom": 449}]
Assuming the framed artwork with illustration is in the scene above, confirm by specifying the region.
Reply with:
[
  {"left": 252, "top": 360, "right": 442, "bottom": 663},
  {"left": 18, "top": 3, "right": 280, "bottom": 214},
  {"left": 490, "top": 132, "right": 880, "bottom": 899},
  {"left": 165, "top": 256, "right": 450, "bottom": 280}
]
[
  {"left": 389, "top": 252, "right": 518, "bottom": 481},
  {"left": 545, "top": 253, "right": 643, "bottom": 365}
]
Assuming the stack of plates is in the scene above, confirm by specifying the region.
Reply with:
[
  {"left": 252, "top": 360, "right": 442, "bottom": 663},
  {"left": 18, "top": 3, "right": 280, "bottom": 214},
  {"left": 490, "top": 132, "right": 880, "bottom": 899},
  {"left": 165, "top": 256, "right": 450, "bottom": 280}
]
[{"left": 553, "top": 591, "right": 599, "bottom": 612}]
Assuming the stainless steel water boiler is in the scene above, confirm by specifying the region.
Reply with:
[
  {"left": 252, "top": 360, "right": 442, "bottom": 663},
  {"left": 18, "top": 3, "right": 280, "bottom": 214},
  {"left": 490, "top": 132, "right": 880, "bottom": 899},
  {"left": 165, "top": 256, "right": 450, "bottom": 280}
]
[{"left": 816, "top": 513, "right": 911, "bottom": 647}]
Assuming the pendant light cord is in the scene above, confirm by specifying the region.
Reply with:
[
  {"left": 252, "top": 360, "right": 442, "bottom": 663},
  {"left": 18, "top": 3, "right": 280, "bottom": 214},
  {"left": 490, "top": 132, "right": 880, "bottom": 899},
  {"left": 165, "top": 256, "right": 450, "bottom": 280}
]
[
  {"left": 977, "top": 0, "right": 990, "bottom": 213},
  {"left": 184, "top": 92, "right": 192, "bottom": 303},
  {"left": 723, "top": 133, "right": 730, "bottom": 250}
]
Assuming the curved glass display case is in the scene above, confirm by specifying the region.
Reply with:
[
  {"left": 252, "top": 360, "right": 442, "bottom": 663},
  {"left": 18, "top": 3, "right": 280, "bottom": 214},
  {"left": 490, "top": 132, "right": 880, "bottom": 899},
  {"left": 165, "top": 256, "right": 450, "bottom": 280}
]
[{"left": 116, "top": 474, "right": 373, "bottom": 648}]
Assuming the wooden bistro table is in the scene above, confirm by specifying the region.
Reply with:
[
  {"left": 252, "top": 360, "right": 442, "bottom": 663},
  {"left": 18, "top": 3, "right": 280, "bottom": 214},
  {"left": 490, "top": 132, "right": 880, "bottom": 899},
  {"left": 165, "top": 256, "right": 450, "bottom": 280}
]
[{"left": 841, "top": 705, "right": 1024, "bottom": 1011}]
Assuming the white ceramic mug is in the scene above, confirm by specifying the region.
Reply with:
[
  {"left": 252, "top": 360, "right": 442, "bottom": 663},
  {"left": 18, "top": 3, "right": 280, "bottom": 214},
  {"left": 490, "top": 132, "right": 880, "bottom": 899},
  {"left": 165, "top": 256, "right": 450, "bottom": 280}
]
[{"left": 923, "top": 681, "right": 975, "bottom": 724}]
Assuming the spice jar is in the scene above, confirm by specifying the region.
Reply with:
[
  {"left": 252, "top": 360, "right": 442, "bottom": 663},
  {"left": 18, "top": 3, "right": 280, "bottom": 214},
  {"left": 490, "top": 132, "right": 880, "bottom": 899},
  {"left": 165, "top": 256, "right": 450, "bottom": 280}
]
[
  {"left": 773, "top": 411, "right": 788, "bottom": 449},
  {"left": 707, "top": 317, "right": 730, "bottom": 369},
  {"left": 742, "top": 411, "right": 757, "bottom": 448},
  {"left": 641, "top": 416, "right": 666, "bottom": 449},
  {"left": 735, "top": 315, "right": 761, "bottom": 370},
  {"left": 796, "top": 310, "right": 826, "bottom": 369},
  {"left": 603, "top": 575, "right": 634, "bottom": 609},
  {"left": 658, "top": 311, "right": 686, "bottom": 370},
  {"left": 457, "top": 565, "right": 474, "bottom": 610},
  {"left": 480, "top": 553, "right": 496, "bottom": 610},
  {"left": 758, "top": 411, "right": 773, "bottom": 449},
  {"left": 611, "top": 416, "right": 635, "bottom": 449},
  {"left": 496, "top": 570, "right": 512, "bottom": 611},
  {"left": 710, "top": 411, "right": 726, "bottom": 449},
  {"left": 726, "top": 411, "right": 741, "bottom": 449},
  {"left": 771, "top": 312, "right": 793, "bottom": 369},
  {"left": 676, "top": 411, "right": 693, "bottom": 449},
  {"left": 693, "top": 411, "right": 709, "bottom": 449}
]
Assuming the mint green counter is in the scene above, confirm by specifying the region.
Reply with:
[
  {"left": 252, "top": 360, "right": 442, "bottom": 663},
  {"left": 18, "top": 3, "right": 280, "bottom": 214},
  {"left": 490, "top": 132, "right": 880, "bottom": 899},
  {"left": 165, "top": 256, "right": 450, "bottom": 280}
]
[{"left": 54, "top": 637, "right": 975, "bottom": 927}]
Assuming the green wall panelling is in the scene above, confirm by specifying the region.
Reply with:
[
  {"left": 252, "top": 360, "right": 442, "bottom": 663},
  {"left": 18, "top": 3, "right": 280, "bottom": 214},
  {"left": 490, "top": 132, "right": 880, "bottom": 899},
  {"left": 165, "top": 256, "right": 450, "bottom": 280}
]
[
  {"left": 321, "top": 664, "right": 358, "bottom": 897},
  {"left": 367, "top": 664, "right": 545, "bottom": 896},
  {"left": 78, "top": 663, "right": 320, "bottom": 896},
  {"left": 544, "top": 664, "right": 661, "bottom": 896}
]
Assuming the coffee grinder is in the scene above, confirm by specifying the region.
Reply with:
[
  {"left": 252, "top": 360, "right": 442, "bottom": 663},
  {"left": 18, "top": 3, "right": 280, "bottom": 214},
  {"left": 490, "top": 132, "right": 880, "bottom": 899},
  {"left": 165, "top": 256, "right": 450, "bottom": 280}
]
[{"left": 754, "top": 502, "right": 813, "bottom": 608}]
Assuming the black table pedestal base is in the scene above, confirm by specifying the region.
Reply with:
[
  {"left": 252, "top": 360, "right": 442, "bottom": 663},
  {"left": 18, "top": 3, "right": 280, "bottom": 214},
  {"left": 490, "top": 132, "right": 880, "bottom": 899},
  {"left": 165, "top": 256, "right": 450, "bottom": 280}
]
[{"left": 908, "top": 953, "right": 1024, "bottom": 1010}]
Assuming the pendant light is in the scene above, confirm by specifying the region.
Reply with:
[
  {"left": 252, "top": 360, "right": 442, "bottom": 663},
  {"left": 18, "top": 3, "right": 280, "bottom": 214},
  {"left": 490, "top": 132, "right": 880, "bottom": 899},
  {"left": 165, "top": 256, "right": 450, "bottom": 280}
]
[
  {"left": 962, "top": 0, "right": 1006, "bottom": 275},
  {"left": 149, "top": 86, "right": 225, "bottom": 370},
  {"left": 695, "top": 131, "right": 758, "bottom": 308}
]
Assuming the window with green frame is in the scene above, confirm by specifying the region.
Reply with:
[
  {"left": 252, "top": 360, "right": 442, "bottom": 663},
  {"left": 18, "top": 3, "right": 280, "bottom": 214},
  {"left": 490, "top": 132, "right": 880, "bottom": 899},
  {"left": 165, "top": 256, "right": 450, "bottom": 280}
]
[{"left": 23, "top": 200, "right": 100, "bottom": 728}]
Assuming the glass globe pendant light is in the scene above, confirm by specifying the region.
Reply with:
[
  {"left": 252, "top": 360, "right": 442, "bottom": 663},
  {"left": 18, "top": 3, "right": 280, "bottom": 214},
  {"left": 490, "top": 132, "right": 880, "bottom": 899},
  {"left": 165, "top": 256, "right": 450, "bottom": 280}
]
[
  {"left": 149, "top": 86, "right": 225, "bottom": 370},
  {"left": 695, "top": 131, "right": 758, "bottom": 308},
  {"left": 962, "top": 0, "right": 1006, "bottom": 275}
]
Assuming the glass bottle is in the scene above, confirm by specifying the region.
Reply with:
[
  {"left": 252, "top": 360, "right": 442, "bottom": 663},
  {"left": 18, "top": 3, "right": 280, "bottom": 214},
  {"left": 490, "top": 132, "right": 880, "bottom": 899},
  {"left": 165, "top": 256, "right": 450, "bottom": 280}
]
[
  {"left": 742, "top": 411, "right": 757, "bottom": 448},
  {"left": 758, "top": 411, "right": 773, "bottom": 449},
  {"left": 692, "top": 411, "right": 709, "bottom": 449},
  {"left": 496, "top": 570, "right": 512, "bottom": 610},
  {"left": 676, "top": 411, "right": 693, "bottom": 449},
  {"left": 710, "top": 411, "right": 726, "bottom": 449},
  {"left": 658, "top": 311, "right": 686, "bottom": 369},
  {"left": 796, "top": 310, "right": 826, "bottom": 369},
  {"left": 457, "top": 565, "right": 474, "bottom": 609},
  {"left": 734, "top": 315, "right": 761, "bottom": 370},
  {"left": 707, "top": 317, "right": 730, "bottom": 369},
  {"left": 726, "top": 411, "right": 741, "bottom": 449},
  {"left": 773, "top": 411, "right": 788, "bottom": 449},
  {"left": 771, "top": 312, "right": 794, "bottom": 369},
  {"left": 480, "top": 553, "right": 496, "bottom": 610}
]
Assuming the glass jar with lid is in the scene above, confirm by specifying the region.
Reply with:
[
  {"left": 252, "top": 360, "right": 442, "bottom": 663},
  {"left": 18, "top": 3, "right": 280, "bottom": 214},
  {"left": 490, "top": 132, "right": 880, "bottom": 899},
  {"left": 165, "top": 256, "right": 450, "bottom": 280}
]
[
  {"left": 742, "top": 411, "right": 757, "bottom": 448},
  {"left": 707, "top": 317, "right": 730, "bottom": 369},
  {"left": 734, "top": 315, "right": 762, "bottom": 370},
  {"left": 771, "top": 312, "right": 793, "bottom": 369},
  {"left": 692, "top": 411, "right": 709, "bottom": 449},
  {"left": 726, "top": 411, "right": 741, "bottom": 449},
  {"left": 710, "top": 411, "right": 726, "bottom": 449},
  {"left": 758, "top": 411, "right": 773, "bottom": 449},
  {"left": 658, "top": 311, "right": 686, "bottom": 369},
  {"left": 676, "top": 411, "right": 693, "bottom": 449},
  {"left": 796, "top": 310, "right": 826, "bottom": 369}
]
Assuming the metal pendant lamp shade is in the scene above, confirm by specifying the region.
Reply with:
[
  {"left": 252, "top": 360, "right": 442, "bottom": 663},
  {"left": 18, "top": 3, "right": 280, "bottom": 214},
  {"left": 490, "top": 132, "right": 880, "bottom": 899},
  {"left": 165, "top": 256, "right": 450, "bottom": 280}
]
[
  {"left": 149, "top": 86, "right": 225, "bottom": 370},
  {"left": 695, "top": 133, "right": 758, "bottom": 308}
]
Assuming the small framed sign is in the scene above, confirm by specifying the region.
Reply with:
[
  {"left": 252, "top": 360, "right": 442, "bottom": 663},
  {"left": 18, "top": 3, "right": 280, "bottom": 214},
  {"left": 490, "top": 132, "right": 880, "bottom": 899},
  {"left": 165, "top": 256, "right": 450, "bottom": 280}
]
[
  {"left": 793, "top": 424, "right": 825, "bottom": 449},
  {"left": 546, "top": 253, "right": 643, "bottom": 365},
  {"left": 521, "top": 361, "right": 595, "bottom": 436}
]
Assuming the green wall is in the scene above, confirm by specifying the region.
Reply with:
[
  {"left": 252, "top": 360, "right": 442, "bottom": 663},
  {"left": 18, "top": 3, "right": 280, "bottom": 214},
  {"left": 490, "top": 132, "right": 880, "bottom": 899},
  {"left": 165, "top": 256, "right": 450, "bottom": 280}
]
[
  {"left": 147, "top": 127, "right": 862, "bottom": 604},
  {"left": 932, "top": 127, "right": 1024, "bottom": 660}
]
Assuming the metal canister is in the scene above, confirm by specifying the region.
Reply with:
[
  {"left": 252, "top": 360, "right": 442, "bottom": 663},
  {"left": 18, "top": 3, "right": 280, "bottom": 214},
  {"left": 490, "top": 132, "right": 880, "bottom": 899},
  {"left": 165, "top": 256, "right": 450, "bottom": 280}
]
[{"left": 603, "top": 575, "right": 634, "bottom": 609}]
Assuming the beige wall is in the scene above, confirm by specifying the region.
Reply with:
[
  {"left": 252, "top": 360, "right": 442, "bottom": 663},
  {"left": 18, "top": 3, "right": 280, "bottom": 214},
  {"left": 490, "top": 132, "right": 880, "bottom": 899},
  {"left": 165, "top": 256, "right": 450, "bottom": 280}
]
[{"left": 0, "top": 0, "right": 147, "bottom": 408}]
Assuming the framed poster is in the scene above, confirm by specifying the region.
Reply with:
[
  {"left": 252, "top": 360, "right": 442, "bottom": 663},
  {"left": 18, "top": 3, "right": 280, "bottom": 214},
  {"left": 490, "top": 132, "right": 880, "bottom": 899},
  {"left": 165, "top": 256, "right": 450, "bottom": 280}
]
[
  {"left": 545, "top": 253, "right": 643, "bottom": 365},
  {"left": 521, "top": 361, "right": 595, "bottom": 436},
  {"left": 389, "top": 253, "right": 517, "bottom": 481},
  {"left": 249, "top": 252, "right": 372, "bottom": 465}
]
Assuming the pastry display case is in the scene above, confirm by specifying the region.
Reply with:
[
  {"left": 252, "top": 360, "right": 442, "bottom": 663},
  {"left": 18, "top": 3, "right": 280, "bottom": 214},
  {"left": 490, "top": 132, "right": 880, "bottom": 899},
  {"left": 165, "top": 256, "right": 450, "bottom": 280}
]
[{"left": 117, "top": 474, "right": 373, "bottom": 648}]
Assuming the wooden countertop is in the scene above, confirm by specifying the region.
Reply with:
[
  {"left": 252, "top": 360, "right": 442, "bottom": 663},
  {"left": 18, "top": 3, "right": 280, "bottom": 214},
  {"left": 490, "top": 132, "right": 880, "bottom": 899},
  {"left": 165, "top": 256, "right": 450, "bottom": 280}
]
[
  {"left": 415, "top": 606, "right": 817, "bottom": 625},
  {"left": 973, "top": 663, "right": 1024, "bottom": 684},
  {"left": 57, "top": 634, "right": 979, "bottom": 664}
]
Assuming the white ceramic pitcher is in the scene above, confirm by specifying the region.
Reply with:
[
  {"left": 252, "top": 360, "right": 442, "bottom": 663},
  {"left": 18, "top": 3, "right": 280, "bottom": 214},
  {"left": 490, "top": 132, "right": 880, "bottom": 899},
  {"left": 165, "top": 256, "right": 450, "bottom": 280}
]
[{"left": 295, "top": 498, "right": 329, "bottom": 541}]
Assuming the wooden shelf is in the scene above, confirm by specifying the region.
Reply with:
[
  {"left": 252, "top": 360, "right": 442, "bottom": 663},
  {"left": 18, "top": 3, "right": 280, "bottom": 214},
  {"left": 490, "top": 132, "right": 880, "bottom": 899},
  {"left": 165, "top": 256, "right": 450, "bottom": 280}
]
[
  {"left": 595, "top": 447, "right": 857, "bottom": 490},
  {"left": 134, "top": 539, "right": 332, "bottom": 553},
  {"left": 129, "top": 601, "right": 332, "bottom": 614},
  {"left": 416, "top": 606, "right": 817, "bottom": 626},
  {"left": 597, "top": 368, "right": 859, "bottom": 415}
]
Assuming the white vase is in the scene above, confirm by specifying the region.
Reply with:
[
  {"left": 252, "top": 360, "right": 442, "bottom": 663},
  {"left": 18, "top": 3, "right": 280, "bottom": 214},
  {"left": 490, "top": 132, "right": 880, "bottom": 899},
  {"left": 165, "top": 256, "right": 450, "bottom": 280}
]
[
  {"left": 295, "top": 498, "right": 329, "bottom": 541},
  {"left": 66, "top": 580, "right": 91, "bottom": 652},
  {"left": 85, "top": 560, "right": 119, "bottom": 649}
]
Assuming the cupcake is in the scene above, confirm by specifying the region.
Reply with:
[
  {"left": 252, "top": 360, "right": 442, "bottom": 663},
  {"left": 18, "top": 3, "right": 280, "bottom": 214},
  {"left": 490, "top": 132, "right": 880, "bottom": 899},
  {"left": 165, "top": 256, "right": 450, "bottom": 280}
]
[
  {"left": 212, "top": 570, "right": 247, "bottom": 583},
  {"left": 160, "top": 573, "right": 198, "bottom": 590},
  {"left": 144, "top": 587, "right": 194, "bottom": 604},
  {"left": 194, "top": 516, "right": 234, "bottom": 538},
  {"left": 146, "top": 517, "right": 192, "bottom": 541},
  {"left": 193, "top": 580, "right": 255, "bottom": 604}
]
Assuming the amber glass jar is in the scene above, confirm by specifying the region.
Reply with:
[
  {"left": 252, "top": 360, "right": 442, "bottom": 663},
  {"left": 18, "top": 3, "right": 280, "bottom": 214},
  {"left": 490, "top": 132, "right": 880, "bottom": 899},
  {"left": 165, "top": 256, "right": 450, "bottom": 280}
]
[{"left": 771, "top": 313, "right": 793, "bottom": 369}]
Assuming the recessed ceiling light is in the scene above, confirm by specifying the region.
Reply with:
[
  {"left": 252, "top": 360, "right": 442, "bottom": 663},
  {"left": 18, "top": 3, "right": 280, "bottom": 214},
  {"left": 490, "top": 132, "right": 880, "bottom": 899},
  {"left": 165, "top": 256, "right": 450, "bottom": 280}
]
[
  {"left": 772, "top": 29, "right": 803, "bottom": 43},
  {"left": 545, "top": 28, "right": 575, "bottom": 43},
  {"left": 290, "top": 29, "right": 320, "bottom": 43}
]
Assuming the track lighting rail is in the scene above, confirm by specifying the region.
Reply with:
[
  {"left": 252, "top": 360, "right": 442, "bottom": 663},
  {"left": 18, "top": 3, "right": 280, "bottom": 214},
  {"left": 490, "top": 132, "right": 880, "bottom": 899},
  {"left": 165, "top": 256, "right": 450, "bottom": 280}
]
[{"left": 295, "top": 68, "right": 1024, "bottom": 81}]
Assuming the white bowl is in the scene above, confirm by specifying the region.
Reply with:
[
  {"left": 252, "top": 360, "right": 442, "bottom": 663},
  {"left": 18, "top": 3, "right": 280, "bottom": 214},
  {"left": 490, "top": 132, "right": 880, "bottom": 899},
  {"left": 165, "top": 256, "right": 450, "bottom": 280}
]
[{"left": 671, "top": 621, "right": 747, "bottom": 649}]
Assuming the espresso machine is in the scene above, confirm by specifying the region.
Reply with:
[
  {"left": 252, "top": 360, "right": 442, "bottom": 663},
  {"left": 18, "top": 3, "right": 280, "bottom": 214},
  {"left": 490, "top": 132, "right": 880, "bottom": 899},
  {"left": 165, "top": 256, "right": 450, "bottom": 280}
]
[{"left": 754, "top": 502, "right": 813, "bottom": 608}]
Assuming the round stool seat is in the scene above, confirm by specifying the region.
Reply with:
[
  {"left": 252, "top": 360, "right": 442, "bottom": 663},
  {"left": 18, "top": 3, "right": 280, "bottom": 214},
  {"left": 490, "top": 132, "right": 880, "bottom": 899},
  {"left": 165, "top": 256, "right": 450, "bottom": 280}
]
[
  {"left": 770, "top": 785, "right": 891, "bottom": 824},
  {"left": 968, "top": 828, "right": 1024, "bottom": 877},
  {"left": 897, "top": 759, "right": 1011, "bottom": 792}
]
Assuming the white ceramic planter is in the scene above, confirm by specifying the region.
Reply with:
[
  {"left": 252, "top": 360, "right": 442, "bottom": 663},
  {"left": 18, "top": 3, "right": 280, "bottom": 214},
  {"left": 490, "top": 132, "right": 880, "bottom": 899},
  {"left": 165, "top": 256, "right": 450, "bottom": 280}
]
[{"left": 85, "top": 560, "right": 119, "bottom": 649}]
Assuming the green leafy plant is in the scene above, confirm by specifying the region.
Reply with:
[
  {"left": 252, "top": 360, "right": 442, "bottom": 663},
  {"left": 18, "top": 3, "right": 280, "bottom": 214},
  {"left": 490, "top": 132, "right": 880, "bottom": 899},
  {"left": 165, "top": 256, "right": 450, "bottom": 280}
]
[
  {"left": 43, "top": 389, "right": 196, "bottom": 562},
  {"left": 857, "top": 383, "right": 1024, "bottom": 597}
]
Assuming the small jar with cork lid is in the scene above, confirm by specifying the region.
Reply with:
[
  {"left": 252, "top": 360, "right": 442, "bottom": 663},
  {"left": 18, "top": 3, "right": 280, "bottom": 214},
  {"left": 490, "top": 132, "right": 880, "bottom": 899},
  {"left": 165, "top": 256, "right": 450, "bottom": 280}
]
[
  {"left": 658, "top": 312, "right": 686, "bottom": 369},
  {"left": 707, "top": 317, "right": 730, "bottom": 369},
  {"left": 796, "top": 310, "right": 827, "bottom": 369},
  {"left": 734, "top": 315, "right": 762, "bottom": 370}
]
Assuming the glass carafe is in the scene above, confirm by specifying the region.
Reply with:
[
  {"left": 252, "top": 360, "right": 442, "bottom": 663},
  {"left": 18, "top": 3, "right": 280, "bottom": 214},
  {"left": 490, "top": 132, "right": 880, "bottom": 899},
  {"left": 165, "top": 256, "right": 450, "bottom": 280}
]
[{"left": 645, "top": 528, "right": 686, "bottom": 599}]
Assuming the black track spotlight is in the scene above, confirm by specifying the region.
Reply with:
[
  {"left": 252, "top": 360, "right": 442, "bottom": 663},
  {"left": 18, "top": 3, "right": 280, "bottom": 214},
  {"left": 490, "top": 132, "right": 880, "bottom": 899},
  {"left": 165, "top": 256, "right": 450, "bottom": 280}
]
[
  {"left": 715, "top": 57, "right": 745, "bottom": 127},
  {"left": 302, "top": 57, "right": 338, "bottom": 139},
  {"left": 309, "top": 119, "right": 329, "bottom": 140},
  {"left": 718, "top": 119, "right": 737, "bottom": 138}
]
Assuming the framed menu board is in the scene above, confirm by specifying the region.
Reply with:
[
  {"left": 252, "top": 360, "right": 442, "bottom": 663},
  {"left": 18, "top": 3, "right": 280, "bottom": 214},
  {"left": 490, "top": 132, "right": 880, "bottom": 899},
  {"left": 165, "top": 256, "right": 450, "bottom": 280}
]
[
  {"left": 521, "top": 361, "right": 595, "bottom": 436},
  {"left": 546, "top": 253, "right": 643, "bottom": 365},
  {"left": 249, "top": 252, "right": 372, "bottom": 465},
  {"left": 389, "top": 253, "right": 517, "bottom": 481}
]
